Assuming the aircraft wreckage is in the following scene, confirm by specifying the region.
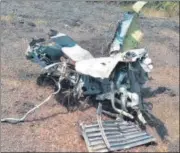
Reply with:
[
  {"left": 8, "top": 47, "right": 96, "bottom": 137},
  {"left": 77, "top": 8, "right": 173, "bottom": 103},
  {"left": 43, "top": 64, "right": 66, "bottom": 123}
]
[{"left": 1, "top": 1, "right": 158, "bottom": 152}]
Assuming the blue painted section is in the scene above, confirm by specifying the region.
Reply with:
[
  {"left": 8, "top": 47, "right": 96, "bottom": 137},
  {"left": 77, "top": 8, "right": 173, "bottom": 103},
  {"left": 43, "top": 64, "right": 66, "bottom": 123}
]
[
  {"left": 51, "top": 35, "right": 77, "bottom": 48},
  {"left": 27, "top": 34, "right": 79, "bottom": 67}
]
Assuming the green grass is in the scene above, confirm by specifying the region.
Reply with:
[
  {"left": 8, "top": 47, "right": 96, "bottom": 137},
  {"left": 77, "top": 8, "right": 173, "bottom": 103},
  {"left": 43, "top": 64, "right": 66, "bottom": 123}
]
[
  {"left": 146, "top": 1, "right": 179, "bottom": 17},
  {"left": 120, "top": 1, "right": 179, "bottom": 17}
]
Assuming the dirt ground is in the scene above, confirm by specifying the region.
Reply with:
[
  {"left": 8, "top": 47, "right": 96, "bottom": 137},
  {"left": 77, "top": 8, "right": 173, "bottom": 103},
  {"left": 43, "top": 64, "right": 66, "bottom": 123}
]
[{"left": 1, "top": 1, "right": 179, "bottom": 152}]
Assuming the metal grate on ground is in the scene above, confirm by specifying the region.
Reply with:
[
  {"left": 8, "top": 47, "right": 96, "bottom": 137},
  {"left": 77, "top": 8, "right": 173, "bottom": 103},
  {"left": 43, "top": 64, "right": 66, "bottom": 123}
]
[{"left": 80, "top": 120, "right": 156, "bottom": 152}]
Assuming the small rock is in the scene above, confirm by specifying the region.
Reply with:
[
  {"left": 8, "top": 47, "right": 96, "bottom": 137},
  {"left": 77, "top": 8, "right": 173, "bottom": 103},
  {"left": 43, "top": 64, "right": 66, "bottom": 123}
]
[
  {"left": 67, "top": 19, "right": 83, "bottom": 27},
  {"left": 30, "top": 123, "right": 35, "bottom": 127},
  {"left": 17, "top": 17, "right": 24, "bottom": 24},
  {"left": 148, "top": 76, "right": 154, "bottom": 80},
  {"left": 19, "top": 20, "right": 24, "bottom": 24},
  {"left": 9, "top": 87, "right": 16, "bottom": 91},
  {"left": 23, "top": 102, "right": 35, "bottom": 108},
  {"left": 14, "top": 101, "right": 20, "bottom": 106},
  {"left": 167, "top": 91, "right": 176, "bottom": 97},
  {"left": 64, "top": 24, "right": 70, "bottom": 29},
  {"left": 27, "top": 21, "right": 36, "bottom": 27}
]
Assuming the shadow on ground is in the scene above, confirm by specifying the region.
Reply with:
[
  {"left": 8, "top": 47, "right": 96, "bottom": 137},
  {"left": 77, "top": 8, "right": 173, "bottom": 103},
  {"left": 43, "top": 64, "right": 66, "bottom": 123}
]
[{"left": 142, "top": 86, "right": 177, "bottom": 98}]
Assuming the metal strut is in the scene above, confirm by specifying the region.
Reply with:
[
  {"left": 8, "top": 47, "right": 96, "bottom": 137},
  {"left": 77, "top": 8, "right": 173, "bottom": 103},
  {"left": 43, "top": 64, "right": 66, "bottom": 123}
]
[{"left": 96, "top": 103, "right": 111, "bottom": 150}]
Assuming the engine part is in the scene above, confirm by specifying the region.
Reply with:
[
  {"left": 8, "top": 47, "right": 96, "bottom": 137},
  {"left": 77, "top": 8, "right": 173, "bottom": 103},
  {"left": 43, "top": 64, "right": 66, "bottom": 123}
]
[{"left": 110, "top": 82, "right": 134, "bottom": 119}]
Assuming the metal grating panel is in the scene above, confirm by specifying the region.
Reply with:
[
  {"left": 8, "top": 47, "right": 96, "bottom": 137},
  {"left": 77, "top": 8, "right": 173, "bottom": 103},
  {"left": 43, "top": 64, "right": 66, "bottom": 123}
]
[{"left": 80, "top": 120, "right": 156, "bottom": 152}]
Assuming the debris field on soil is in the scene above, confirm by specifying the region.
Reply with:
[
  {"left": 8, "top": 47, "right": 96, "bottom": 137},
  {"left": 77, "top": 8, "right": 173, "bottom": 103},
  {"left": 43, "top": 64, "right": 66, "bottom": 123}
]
[{"left": 1, "top": 1, "right": 179, "bottom": 152}]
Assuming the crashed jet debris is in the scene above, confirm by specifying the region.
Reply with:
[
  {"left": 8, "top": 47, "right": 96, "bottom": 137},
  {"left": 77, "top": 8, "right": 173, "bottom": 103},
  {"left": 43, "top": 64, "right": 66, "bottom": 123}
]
[{"left": 1, "top": 1, "right": 157, "bottom": 152}]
